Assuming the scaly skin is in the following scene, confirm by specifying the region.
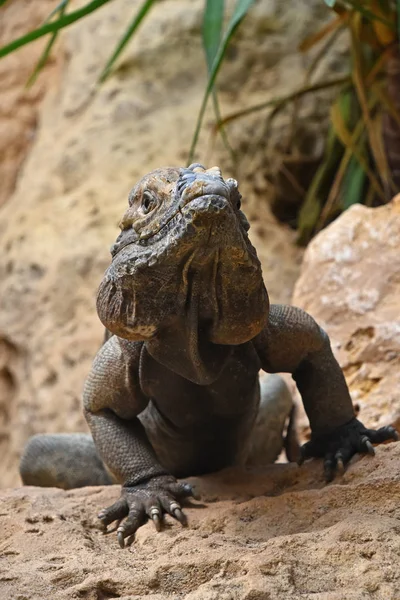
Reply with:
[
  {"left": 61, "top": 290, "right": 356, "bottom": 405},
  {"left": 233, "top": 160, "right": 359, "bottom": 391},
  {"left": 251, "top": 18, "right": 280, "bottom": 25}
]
[{"left": 20, "top": 164, "right": 398, "bottom": 548}]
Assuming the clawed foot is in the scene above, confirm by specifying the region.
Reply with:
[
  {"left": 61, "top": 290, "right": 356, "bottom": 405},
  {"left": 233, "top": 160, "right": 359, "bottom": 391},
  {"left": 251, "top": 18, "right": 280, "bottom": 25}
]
[
  {"left": 98, "top": 475, "right": 194, "bottom": 548},
  {"left": 298, "top": 418, "right": 399, "bottom": 482}
]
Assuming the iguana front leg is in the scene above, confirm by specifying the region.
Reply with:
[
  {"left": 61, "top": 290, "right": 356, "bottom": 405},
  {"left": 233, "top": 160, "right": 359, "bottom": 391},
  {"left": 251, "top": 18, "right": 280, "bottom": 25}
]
[
  {"left": 254, "top": 304, "right": 399, "bottom": 481},
  {"left": 84, "top": 336, "right": 192, "bottom": 548}
]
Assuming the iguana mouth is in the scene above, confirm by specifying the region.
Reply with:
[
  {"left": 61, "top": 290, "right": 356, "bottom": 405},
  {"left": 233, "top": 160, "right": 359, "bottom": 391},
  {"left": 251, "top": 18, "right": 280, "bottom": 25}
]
[{"left": 176, "top": 165, "right": 230, "bottom": 208}]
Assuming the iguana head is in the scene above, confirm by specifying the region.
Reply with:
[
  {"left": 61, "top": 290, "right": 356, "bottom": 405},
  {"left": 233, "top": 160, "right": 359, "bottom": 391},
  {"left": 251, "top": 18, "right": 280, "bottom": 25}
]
[{"left": 97, "top": 164, "right": 268, "bottom": 355}]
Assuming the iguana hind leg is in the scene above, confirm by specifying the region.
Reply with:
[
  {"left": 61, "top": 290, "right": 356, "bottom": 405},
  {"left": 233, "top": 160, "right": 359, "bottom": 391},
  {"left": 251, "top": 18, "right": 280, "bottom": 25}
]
[
  {"left": 246, "top": 374, "right": 298, "bottom": 466},
  {"left": 20, "top": 433, "right": 114, "bottom": 489}
]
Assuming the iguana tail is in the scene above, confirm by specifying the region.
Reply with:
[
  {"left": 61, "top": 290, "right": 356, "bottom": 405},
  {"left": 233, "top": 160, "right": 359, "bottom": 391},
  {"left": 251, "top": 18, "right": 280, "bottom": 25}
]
[{"left": 19, "top": 433, "right": 114, "bottom": 489}]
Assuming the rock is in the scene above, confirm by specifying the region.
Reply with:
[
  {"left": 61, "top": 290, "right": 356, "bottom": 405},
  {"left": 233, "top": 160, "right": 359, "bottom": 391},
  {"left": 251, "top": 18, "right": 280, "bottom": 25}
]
[
  {"left": 0, "top": 0, "right": 57, "bottom": 208},
  {"left": 1, "top": 443, "right": 400, "bottom": 599},
  {"left": 0, "top": 0, "right": 341, "bottom": 487},
  {"left": 293, "top": 198, "right": 400, "bottom": 436}
]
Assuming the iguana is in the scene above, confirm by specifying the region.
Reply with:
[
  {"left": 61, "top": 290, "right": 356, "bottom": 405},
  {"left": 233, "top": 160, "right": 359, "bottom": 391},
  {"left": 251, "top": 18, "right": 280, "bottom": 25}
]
[{"left": 20, "top": 164, "right": 399, "bottom": 548}]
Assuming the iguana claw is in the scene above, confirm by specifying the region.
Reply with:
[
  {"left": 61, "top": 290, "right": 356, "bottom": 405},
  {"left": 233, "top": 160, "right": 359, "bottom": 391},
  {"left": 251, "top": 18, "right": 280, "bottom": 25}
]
[
  {"left": 298, "top": 418, "right": 399, "bottom": 482},
  {"left": 98, "top": 475, "right": 193, "bottom": 548}
]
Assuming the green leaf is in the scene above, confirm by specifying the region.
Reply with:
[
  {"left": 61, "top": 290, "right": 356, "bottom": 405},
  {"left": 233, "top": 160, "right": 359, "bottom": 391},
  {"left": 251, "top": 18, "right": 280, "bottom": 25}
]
[
  {"left": 188, "top": 0, "right": 257, "bottom": 163},
  {"left": 202, "top": 1, "right": 236, "bottom": 163},
  {"left": 340, "top": 156, "right": 366, "bottom": 210},
  {"left": 98, "top": 0, "right": 155, "bottom": 82},
  {"left": 26, "top": 0, "right": 70, "bottom": 87},
  {"left": 0, "top": 0, "right": 112, "bottom": 59},
  {"left": 330, "top": 95, "right": 386, "bottom": 201},
  {"left": 203, "top": 0, "right": 224, "bottom": 71}
]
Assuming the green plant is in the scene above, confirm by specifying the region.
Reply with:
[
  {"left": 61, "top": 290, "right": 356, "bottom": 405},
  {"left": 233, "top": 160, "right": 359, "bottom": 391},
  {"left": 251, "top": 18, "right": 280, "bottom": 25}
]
[
  {"left": 215, "top": 0, "right": 400, "bottom": 244},
  {"left": 2, "top": 0, "right": 400, "bottom": 244},
  {"left": 297, "top": 0, "right": 400, "bottom": 243}
]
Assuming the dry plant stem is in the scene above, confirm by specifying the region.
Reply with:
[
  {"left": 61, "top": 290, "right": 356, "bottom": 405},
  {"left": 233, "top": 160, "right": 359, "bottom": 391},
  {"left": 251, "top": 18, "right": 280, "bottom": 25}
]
[
  {"left": 299, "top": 13, "right": 347, "bottom": 53},
  {"left": 350, "top": 14, "right": 388, "bottom": 193},
  {"left": 216, "top": 76, "right": 351, "bottom": 130},
  {"left": 286, "top": 21, "right": 346, "bottom": 153},
  {"left": 316, "top": 121, "right": 365, "bottom": 231},
  {"left": 316, "top": 96, "right": 380, "bottom": 231}
]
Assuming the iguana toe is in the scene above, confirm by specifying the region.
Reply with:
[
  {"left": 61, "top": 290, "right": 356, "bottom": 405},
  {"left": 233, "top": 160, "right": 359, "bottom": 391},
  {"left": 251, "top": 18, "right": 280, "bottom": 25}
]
[
  {"left": 99, "top": 476, "right": 193, "bottom": 548},
  {"left": 298, "top": 418, "right": 399, "bottom": 482},
  {"left": 98, "top": 497, "right": 129, "bottom": 528}
]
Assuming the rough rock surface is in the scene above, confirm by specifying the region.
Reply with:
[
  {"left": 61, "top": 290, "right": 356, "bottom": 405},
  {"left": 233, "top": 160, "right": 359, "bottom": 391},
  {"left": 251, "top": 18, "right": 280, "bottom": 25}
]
[
  {"left": 0, "top": 0, "right": 55, "bottom": 208},
  {"left": 293, "top": 198, "right": 400, "bottom": 438},
  {"left": 0, "top": 0, "right": 342, "bottom": 487},
  {"left": 1, "top": 443, "right": 400, "bottom": 600}
]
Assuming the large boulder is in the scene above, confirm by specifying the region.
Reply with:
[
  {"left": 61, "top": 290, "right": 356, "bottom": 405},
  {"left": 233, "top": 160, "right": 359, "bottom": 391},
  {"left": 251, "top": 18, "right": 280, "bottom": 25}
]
[{"left": 293, "top": 198, "right": 400, "bottom": 434}]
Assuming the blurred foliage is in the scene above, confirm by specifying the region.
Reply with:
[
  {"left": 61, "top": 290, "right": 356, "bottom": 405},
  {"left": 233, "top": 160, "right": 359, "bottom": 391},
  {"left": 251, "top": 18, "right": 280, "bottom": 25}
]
[
  {"left": 1, "top": 0, "right": 400, "bottom": 244},
  {"left": 296, "top": 0, "right": 400, "bottom": 244},
  {"left": 215, "top": 1, "right": 400, "bottom": 243}
]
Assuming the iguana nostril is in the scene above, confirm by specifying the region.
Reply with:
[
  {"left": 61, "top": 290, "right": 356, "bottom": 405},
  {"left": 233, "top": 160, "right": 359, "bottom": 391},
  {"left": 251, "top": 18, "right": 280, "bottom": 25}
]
[
  {"left": 206, "top": 166, "right": 222, "bottom": 177},
  {"left": 176, "top": 165, "right": 228, "bottom": 204}
]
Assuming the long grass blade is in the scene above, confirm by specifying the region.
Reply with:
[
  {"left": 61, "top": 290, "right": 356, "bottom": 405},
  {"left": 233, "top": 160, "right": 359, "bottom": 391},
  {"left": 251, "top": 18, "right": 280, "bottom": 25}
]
[
  {"left": 350, "top": 13, "right": 389, "bottom": 191},
  {"left": 330, "top": 97, "right": 386, "bottom": 201},
  {"left": 0, "top": 0, "right": 112, "bottom": 59},
  {"left": 299, "top": 90, "right": 352, "bottom": 243},
  {"left": 27, "top": 0, "right": 70, "bottom": 87},
  {"left": 202, "top": 0, "right": 235, "bottom": 162},
  {"left": 188, "top": 0, "right": 257, "bottom": 164},
  {"left": 340, "top": 157, "right": 366, "bottom": 210},
  {"left": 98, "top": 0, "right": 155, "bottom": 83},
  {"left": 203, "top": 0, "right": 224, "bottom": 68},
  {"left": 317, "top": 108, "right": 371, "bottom": 230}
]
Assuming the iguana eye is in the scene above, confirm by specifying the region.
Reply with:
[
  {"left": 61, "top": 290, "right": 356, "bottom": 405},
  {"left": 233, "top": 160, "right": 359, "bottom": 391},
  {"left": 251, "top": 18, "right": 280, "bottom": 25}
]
[{"left": 141, "top": 191, "right": 156, "bottom": 214}]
